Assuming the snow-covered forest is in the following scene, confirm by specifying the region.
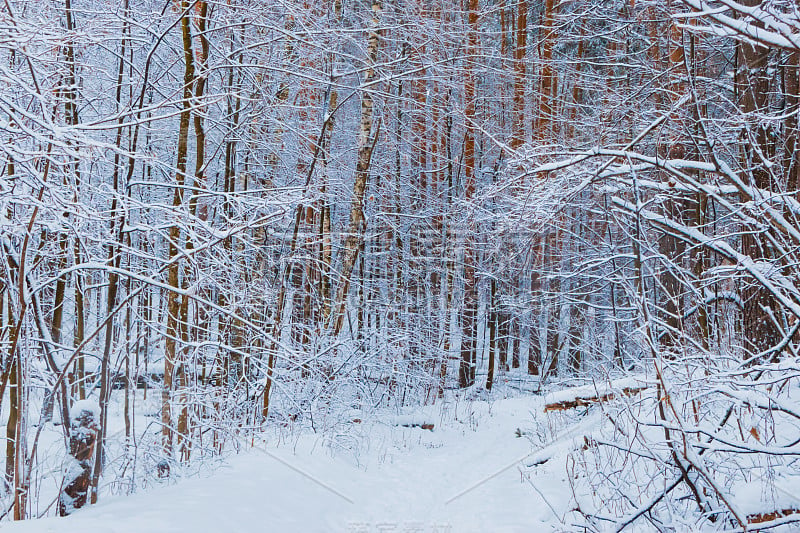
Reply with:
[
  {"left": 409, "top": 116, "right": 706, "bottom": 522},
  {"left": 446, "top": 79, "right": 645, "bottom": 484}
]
[{"left": 2, "top": 0, "right": 800, "bottom": 530}]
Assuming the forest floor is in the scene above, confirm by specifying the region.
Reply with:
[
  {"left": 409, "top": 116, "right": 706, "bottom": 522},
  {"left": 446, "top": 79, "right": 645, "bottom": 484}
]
[{"left": 5, "top": 391, "right": 573, "bottom": 533}]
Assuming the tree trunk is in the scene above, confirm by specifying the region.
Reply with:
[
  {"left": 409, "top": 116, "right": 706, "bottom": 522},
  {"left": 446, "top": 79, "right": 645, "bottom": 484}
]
[
  {"left": 332, "top": 0, "right": 382, "bottom": 335},
  {"left": 59, "top": 406, "right": 98, "bottom": 516},
  {"left": 162, "top": 0, "right": 195, "bottom": 457},
  {"left": 736, "top": 0, "right": 782, "bottom": 358},
  {"left": 535, "top": 0, "right": 557, "bottom": 140},
  {"left": 511, "top": 0, "right": 526, "bottom": 148}
]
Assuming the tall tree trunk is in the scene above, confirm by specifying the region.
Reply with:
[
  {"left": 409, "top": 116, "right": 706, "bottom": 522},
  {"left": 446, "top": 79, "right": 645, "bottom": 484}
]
[
  {"left": 535, "top": 0, "right": 557, "bottom": 140},
  {"left": 459, "top": 0, "right": 479, "bottom": 388},
  {"left": 73, "top": 238, "right": 86, "bottom": 401},
  {"left": 735, "top": 0, "right": 781, "bottom": 358},
  {"left": 332, "top": 0, "right": 382, "bottom": 335},
  {"left": 162, "top": 0, "right": 195, "bottom": 457},
  {"left": 658, "top": 7, "right": 688, "bottom": 351},
  {"left": 528, "top": 238, "right": 543, "bottom": 376},
  {"left": 511, "top": 0, "right": 526, "bottom": 148}
]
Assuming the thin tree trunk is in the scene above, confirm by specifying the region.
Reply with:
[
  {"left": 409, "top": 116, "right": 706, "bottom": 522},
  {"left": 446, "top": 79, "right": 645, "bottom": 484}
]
[
  {"left": 459, "top": 0, "right": 479, "bottom": 388},
  {"left": 332, "top": 0, "right": 382, "bottom": 335},
  {"left": 511, "top": 0, "right": 526, "bottom": 148},
  {"left": 535, "top": 0, "right": 557, "bottom": 140},
  {"left": 486, "top": 279, "right": 497, "bottom": 390},
  {"left": 73, "top": 238, "right": 85, "bottom": 401},
  {"left": 162, "top": 0, "right": 195, "bottom": 457}
]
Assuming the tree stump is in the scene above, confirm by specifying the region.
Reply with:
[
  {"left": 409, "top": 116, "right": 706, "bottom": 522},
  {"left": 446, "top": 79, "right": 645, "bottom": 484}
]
[{"left": 58, "top": 404, "right": 99, "bottom": 516}]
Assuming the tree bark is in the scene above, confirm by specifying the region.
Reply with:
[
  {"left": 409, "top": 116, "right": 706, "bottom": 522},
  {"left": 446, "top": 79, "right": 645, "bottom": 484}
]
[
  {"left": 332, "top": 0, "right": 382, "bottom": 336},
  {"left": 162, "top": 0, "right": 195, "bottom": 457}
]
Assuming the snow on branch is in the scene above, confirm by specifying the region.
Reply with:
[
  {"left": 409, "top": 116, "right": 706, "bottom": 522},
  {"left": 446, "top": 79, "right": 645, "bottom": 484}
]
[{"left": 679, "top": 0, "right": 800, "bottom": 50}]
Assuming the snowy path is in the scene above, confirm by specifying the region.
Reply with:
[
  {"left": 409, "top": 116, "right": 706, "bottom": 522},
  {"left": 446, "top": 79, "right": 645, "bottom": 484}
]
[{"left": 7, "top": 397, "right": 566, "bottom": 533}]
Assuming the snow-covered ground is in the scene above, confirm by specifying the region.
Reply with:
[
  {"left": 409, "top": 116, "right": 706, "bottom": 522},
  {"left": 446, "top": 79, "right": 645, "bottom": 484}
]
[{"left": 6, "top": 395, "right": 570, "bottom": 533}]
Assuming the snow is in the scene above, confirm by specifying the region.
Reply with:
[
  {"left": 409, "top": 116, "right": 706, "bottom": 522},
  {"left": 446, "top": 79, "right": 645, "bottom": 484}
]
[
  {"left": 389, "top": 414, "right": 436, "bottom": 428},
  {"left": 69, "top": 399, "right": 100, "bottom": 425},
  {"left": 4, "top": 397, "right": 566, "bottom": 533},
  {"left": 730, "top": 471, "right": 800, "bottom": 525},
  {"left": 9, "top": 378, "right": 799, "bottom": 531}
]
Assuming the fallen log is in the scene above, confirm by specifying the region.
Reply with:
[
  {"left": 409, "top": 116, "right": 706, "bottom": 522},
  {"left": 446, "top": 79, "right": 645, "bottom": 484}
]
[
  {"left": 544, "top": 386, "right": 646, "bottom": 412},
  {"left": 747, "top": 507, "right": 800, "bottom": 525},
  {"left": 401, "top": 422, "right": 434, "bottom": 431},
  {"left": 391, "top": 415, "right": 434, "bottom": 430}
]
